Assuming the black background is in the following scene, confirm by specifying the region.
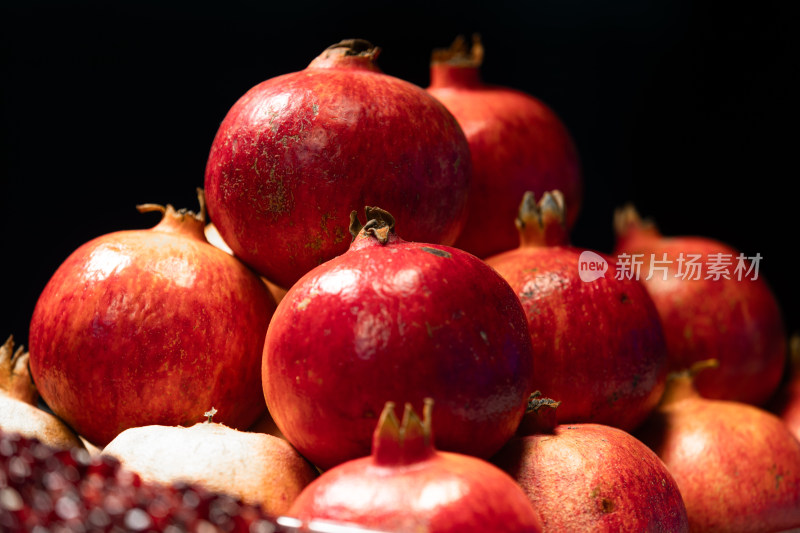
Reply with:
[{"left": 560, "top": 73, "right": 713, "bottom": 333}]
[{"left": 2, "top": 1, "right": 798, "bottom": 347}]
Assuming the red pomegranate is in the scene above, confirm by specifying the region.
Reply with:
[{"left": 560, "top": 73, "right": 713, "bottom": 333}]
[
  {"left": 29, "top": 193, "right": 276, "bottom": 446},
  {"left": 614, "top": 204, "right": 786, "bottom": 405},
  {"left": 205, "top": 38, "right": 472, "bottom": 288},
  {"left": 492, "top": 393, "right": 689, "bottom": 532},
  {"left": 263, "top": 206, "right": 534, "bottom": 471},
  {"left": 427, "top": 35, "right": 582, "bottom": 259},
  {"left": 485, "top": 191, "right": 667, "bottom": 431},
  {"left": 768, "top": 334, "right": 800, "bottom": 440},
  {"left": 289, "top": 399, "right": 542, "bottom": 532},
  {"left": 635, "top": 361, "right": 800, "bottom": 532},
  {"left": 0, "top": 336, "right": 84, "bottom": 450}
]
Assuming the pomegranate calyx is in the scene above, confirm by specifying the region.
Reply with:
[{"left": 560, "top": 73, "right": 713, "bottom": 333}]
[
  {"left": 517, "top": 391, "right": 561, "bottom": 435},
  {"left": 308, "top": 39, "right": 382, "bottom": 71},
  {"left": 136, "top": 188, "right": 208, "bottom": 240},
  {"left": 203, "top": 407, "right": 218, "bottom": 423},
  {"left": 432, "top": 34, "right": 484, "bottom": 68},
  {"left": 660, "top": 359, "right": 720, "bottom": 406},
  {"left": 515, "top": 190, "right": 569, "bottom": 248},
  {"left": 373, "top": 398, "right": 435, "bottom": 466},
  {"left": 349, "top": 206, "right": 396, "bottom": 245},
  {"left": 613, "top": 204, "right": 660, "bottom": 242},
  {"left": 0, "top": 335, "right": 38, "bottom": 405}
]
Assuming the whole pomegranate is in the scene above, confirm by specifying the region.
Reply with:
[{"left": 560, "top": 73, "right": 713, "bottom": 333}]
[
  {"left": 29, "top": 193, "right": 276, "bottom": 447},
  {"left": 492, "top": 393, "right": 688, "bottom": 532},
  {"left": 767, "top": 333, "right": 800, "bottom": 440},
  {"left": 102, "top": 408, "right": 318, "bottom": 517},
  {"left": 289, "top": 399, "right": 542, "bottom": 532},
  {"left": 205, "top": 38, "right": 472, "bottom": 288},
  {"left": 485, "top": 191, "right": 667, "bottom": 431},
  {"left": 636, "top": 361, "right": 800, "bottom": 532},
  {"left": 0, "top": 336, "right": 83, "bottom": 450},
  {"left": 614, "top": 204, "right": 786, "bottom": 405},
  {"left": 263, "top": 206, "right": 534, "bottom": 471},
  {"left": 427, "top": 35, "right": 581, "bottom": 258}
]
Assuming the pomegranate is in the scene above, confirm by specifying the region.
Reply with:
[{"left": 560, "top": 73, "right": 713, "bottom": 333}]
[
  {"left": 767, "top": 333, "right": 800, "bottom": 440},
  {"left": 289, "top": 399, "right": 542, "bottom": 532},
  {"left": 29, "top": 192, "right": 276, "bottom": 447},
  {"left": 205, "top": 38, "right": 472, "bottom": 288},
  {"left": 635, "top": 361, "right": 800, "bottom": 532},
  {"left": 492, "top": 392, "right": 689, "bottom": 532},
  {"left": 614, "top": 204, "right": 786, "bottom": 405},
  {"left": 0, "top": 336, "right": 83, "bottom": 451},
  {"left": 427, "top": 34, "right": 582, "bottom": 259},
  {"left": 263, "top": 206, "right": 534, "bottom": 471},
  {"left": 102, "top": 408, "right": 318, "bottom": 516},
  {"left": 485, "top": 191, "right": 667, "bottom": 431}
]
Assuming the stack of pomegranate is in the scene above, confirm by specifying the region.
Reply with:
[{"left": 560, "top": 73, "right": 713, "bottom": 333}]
[{"left": 2, "top": 35, "right": 798, "bottom": 532}]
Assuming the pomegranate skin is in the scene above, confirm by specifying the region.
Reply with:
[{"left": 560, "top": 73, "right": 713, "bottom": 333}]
[
  {"left": 263, "top": 208, "right": 534, "bottom": 471},
  {"left": 427, "top": 36, "right": 581, "bottom": 259},
  {"left": 493, "top": 413, "right": 688, "bottom": 531},
  {"left": 767, "top": 335, "right": 800, "bottom": 441},
  {"left": 289, "top": 401, "right": 542, "bottom": 532},
  {"left": 205, "top": 39, "right": 472, "bottom": 288},
  {"left": 29, "top": 204, "right": 276, "bottom": 447},
  {"left": 636, "top": 380, "right": 800, "bottom": 532},
  {"left": 486, "top": 193, "right": 667, "bottom": 431},
  {"left": 614, "top": 206, "right": 786, "bottom": 405}
]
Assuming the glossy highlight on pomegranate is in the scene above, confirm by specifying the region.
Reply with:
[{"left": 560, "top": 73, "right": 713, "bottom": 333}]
[
  {"left": 493, "top": 393, "right": 689, "bottom": 532},
  {"left": 486, "top": 191, "right": 667, "bottom": 431},
  {"left": 289, "top": 399, "right": 542, "bottom": 532},
  {"left": 614, "top": 204, "right": 786, "bottom": 405},
  {"left": 263, "top": 206, "right": 534, "bottom": 471},
  {"left": 29, "top": 192, "right": 276, "bottom": 447},
  {"left": 427, "top": 35, "right": 582, "bottom": 258},
  {"left": 205, "top": 38, "right": 472, "bottom": 288}
]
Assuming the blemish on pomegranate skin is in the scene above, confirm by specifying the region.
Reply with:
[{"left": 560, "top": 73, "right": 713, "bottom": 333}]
[{"left": 420, "top": 247, "right": 451, "bottom": 259}]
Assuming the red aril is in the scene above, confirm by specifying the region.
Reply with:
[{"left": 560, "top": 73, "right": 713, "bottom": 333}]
[
  {"left": 614, "top": 205, "right": 786, "bottom": 405},
  {"left": 427, "top": 35, "right": 582, "bottom": 258},
  {"left": 635, "top": 361, "right": 800, "bottom": 532},
  {"left": 485, "top": 191, "right": 667, "bottom": 431},
  {"left": 492, "top": 393, "right": 689, "bottom": 532},
  {"left": 29, "top": 193, "right": 276, "bottom": 447},
  {"left": 263, "top": 206, "right": 534, "bottom": 471},
  {"left": 289, "top": 399, "right": 542, "bottom": 532},
  {"left": 205, "top": 39, "right": 472, "bottom": 288}
]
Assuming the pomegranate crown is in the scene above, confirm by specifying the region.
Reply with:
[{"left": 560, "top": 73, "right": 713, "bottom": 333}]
[
  {"left": 517, "top": 391, "right": 561, "bottom": 436},
  {"left": 373, "top": 398, "right": 435, "bottom": 466},
  {"left": 515, "top": 190, "right": 569, "bottom": 247},
  {"left": 431, "top": 34, "right": 484, "bottom": 67},
  {"left": 660, "top": 359, "right": 720, "bottom": 406},
  {"left": 613, "top": 203, "right": 659, "bottom": 241},
  {"left": 349, "top": 206, "right": 396, "bottom": 245},
  {"left": 0, "top": 335, "right": 38, "bottom": 405}
]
